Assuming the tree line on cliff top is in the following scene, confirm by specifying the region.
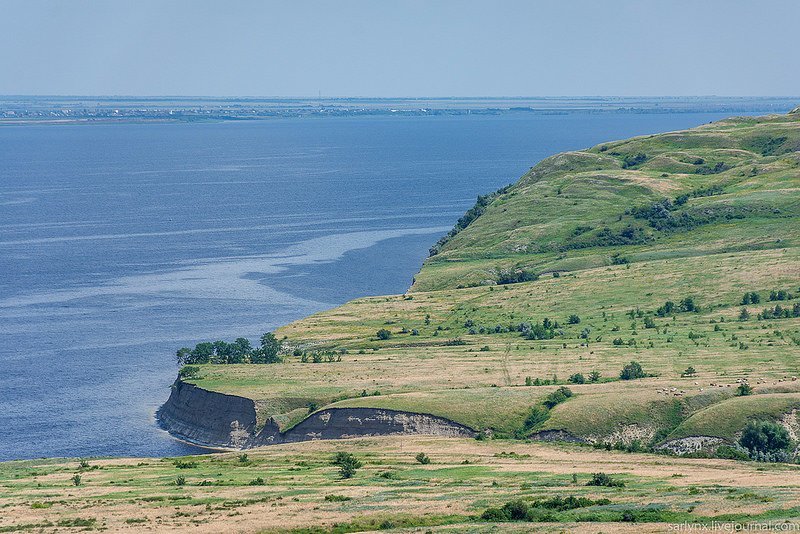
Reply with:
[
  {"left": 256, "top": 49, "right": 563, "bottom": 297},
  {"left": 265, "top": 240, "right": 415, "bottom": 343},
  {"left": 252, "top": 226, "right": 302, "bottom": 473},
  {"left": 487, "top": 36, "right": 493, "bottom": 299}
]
[{"left": 176, "top": 332, "right": 282, "bottom": 365}]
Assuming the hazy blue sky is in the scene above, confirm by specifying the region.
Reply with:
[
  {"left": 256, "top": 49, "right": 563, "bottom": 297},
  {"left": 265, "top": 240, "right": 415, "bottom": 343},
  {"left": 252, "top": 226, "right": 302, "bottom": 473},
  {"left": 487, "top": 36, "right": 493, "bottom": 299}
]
[{"left": 2, "top": 0, "right": 797, "bottom": 97}]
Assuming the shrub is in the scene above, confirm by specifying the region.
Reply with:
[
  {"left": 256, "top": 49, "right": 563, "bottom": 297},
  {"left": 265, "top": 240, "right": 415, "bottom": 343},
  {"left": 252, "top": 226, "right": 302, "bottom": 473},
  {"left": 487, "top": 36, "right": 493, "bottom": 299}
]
[
  {"left": 715, "top": 444, "right": 751, "bottom": 461},
  {"left": 740, "top": 421, "right": 791, "bottom": 455},
  {"left": 619, "top": 361, "right": 646, "bottom": 380},
  {"left": 71, "top": 474, "right": 82, "bottom": 486},
  {"left": 178, "top": 365, "right": 201, "bottom": 379},
  {"left": 586, "top": 472, "right": 624, "bottom": 487},
  {"left": 497, "top": 269, "right": 538, "bottom": 285},
  {"left": 742, "top": 292, "right": 761, "bottom": 305},
  {"left": 736, "top": 382, "right": 753, "bottom": 396},
  {"left": 175, "top": 476, "right": 186, "bottom": 486},
  {"left": 543, "top": 386, "right": 573, "bottom": 409},
  {"left": 622, "top": 152, "right": 647, "bottom": 168},
  {"left": 739, "top": 307, "right": 751, "bottom": 321},
  {"left": 415, "top": 452, "right": 431, "bottom": 465},
  {"left": 332, "top": 452, "right": 362, "bottom": 479},
  {"left": 324, "top": 494, "right": 352, "bottom": 502},
  {"left": 533, "top": 495, "right": 611, "bottom": 510},
  {"left": 567, "top": 314, "right": 581, "bottom": 324},
  {"left": 173, "top": 460, "right": 198, "bottom": 469},
  {"left": 769, "top": 290, "right": 790, "bottom": 301},
  {"left": 656, "top": 301, "right": 675, "bottom": 317},
  {"left": 376, "top": 329, "right": 392, "bottom": 340},
  {"left": 501, "top": 499, "right": 530, "bottom": 520},
  {"left": 569, "top": 373, "right": 585, "bottom": 384},
  {"left": 679, "top": 297, "right": 698, "bottom": 312},
  {"left": 481, "top": 506, "right": 509, "bottom": 521},
  {"left": 589, "top": 370, "right": 601, "bottom": 383},
  {"left": 515, "top": 406, "right": 550, "bottom": 438},
  {"left": 248, "top": 477, "right": 265, "bottom": 485},
  {"left": 681, "top": 366, "right": 697, "bottom": 377}
]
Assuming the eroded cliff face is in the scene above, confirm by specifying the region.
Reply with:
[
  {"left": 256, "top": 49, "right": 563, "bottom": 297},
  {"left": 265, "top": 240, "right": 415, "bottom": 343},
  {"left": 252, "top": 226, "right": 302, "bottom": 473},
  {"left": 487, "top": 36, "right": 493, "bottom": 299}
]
[
  {"left": 156, "top": 380, "right": 258, "bottom": 448},
  {"left": 157, "top": 380, "right": 476, "bottom": 449}
]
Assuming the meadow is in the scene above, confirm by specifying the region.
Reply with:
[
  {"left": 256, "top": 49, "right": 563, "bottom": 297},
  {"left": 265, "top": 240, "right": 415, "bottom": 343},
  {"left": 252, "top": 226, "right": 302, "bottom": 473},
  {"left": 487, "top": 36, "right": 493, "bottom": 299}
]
[{"left": 4, "top": 436, "right": 800, "bottom": 532}]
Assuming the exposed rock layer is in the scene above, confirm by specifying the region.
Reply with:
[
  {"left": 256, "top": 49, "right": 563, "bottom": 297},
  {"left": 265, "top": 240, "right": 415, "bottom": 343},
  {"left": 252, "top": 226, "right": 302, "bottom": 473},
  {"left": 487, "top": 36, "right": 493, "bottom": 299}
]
[{"left": 157, "top": 380, "right": 475, "bottom": 449}]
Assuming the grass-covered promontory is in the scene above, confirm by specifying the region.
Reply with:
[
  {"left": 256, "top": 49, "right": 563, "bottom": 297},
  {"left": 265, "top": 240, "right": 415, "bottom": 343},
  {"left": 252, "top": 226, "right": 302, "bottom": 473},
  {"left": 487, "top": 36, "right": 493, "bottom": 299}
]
[{"left": 183, "top": 110, "right": 800, "bottom": 452}]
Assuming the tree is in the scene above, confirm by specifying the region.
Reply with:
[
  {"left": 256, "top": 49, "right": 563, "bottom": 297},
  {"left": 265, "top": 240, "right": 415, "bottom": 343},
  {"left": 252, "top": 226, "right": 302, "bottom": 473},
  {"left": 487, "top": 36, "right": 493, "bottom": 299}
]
[
  {"left": 569, "top": 373, "right": 585, "bottom": 384},
  {"left": 589, "top": 371, "right": 601, "bottom": 383},
  {"left": 376, "top": 328, "right": 392, "bottom": 340},
  {"left": 736, "top": 382, "right": 753, "bottom": 396},
  {"left": 740, "top": 421, "right": 791, "bottom": 454},
  {"left": 332, "top": 452, "right": 362, "bottom": 479},
  {"left": 253, "top": 332, "right": 282, "bottom": 363},
  {"left": 415, "top": 452, "right": 431, "bottom": 464},
  {"left": 679, "top": 297, "right": 698, "bottom": 312},
  {"left": 229, "top": 337, "right": 252, "bottom": 364},
  {"left": 656, "top": 301, "right": 675, "bottom": 317},
  {"left": 620, "top": 361, "right": 646, "bottom": 380},
  {"left": 739, "top": 307, "right": 751, "bottom": 321},
  {"left": 742, "top": 292, "right": 761, "bottom": 305},
  {"left": 682, "top": 366, "right": 697, "bottom": 377},
  {"left": 567, "top": 314, "right": 581, "bottom": 325},
  {"left": 176, "top": 347, "right": 192, "bottom": 365}
]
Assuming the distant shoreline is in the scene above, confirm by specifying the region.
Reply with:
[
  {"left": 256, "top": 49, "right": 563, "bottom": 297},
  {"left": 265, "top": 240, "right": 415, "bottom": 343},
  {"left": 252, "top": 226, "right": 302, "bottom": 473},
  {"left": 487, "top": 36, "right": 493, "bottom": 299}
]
[{"left": 1, "top": 95, "right": 797, "bottom": 125}]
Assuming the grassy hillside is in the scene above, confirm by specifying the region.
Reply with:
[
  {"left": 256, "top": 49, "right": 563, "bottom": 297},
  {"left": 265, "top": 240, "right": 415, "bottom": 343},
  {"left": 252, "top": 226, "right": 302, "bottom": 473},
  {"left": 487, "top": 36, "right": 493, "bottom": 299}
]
[
  {"left": 416, "top": 111, "right": 800, "bottom": 291},
  {"left": 185, "top": 111, "right": 800, "bottom": 447}
]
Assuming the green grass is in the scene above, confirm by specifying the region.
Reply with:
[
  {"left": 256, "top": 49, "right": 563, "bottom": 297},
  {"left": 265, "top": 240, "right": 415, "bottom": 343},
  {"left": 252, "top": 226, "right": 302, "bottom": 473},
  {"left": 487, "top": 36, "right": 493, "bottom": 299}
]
[{"left": 5, "top": 436, "right": 800, "bottom": 532}]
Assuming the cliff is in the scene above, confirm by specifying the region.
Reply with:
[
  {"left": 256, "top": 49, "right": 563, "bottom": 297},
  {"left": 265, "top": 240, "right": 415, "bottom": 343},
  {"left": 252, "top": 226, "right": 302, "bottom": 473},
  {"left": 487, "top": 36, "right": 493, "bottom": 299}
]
[{"left": 157, "top": 380, "right": 475, "bottom": 449}]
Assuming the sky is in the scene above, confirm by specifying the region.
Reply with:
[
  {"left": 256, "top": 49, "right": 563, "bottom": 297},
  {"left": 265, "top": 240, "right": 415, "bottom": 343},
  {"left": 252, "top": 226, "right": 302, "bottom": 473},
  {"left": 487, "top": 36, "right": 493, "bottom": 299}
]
[{"left": 1, "top": 0, "right": 798, "bottom": 97}]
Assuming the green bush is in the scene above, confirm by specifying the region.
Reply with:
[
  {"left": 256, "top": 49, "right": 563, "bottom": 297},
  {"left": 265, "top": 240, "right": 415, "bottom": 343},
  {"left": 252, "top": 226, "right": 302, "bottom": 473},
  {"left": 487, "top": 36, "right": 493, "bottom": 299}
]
[
  {"left": 332, "top": 452, "right": 362, "bottom": 479},
  {"left": 569, "top": 373, "right": 585, "bottom": 384},
  {"left": 515, "top": 405, "right": 550, "bottom": 438},
  {"left": 740, "top": 421, "right": 791, "bottom": 455},
  {"left": 619, "top": 361, "right": 646, "bottom": 380},
  {"left": 415, "top": 452, "right": 431, "bottom": 464},
  {"left": 178, "top": 365, "right": 201, "bottom": 379},
  {"left": 715, "top": 445, "right": 750, "bottom": 461},
  {"left": 543, "top": 386, "right": 573, "bottom": 409},
  {"left": 586, "top": 472, "right": 624, "bottom": 487},
  {"left": 376, "top": 329, "right": 392, "bottom": 340},
  {"left": 324, "top": 494, "right": 352, "bottom": 502}
]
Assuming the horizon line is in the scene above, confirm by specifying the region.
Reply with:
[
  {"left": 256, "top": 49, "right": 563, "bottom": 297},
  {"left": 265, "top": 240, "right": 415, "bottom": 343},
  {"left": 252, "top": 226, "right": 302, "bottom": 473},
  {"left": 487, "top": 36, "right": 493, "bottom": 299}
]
[{"left": 2, "top": 94, "right": 799, "bottom": 100}]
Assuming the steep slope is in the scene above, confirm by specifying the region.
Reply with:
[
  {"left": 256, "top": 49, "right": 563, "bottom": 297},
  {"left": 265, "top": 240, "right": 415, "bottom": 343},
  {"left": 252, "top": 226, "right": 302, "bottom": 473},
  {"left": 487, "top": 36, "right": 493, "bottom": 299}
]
[{"left": 165, "top": 111, "right": 800, "bottom": 451}]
